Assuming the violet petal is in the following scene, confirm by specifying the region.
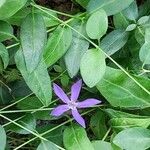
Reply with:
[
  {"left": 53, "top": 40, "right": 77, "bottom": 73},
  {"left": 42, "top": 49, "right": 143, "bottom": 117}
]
[
  {"left": 53, "top": 83, "right": 70, "bottom": 103},
  {"left": 51, "top": 104, "right": 69, "bottom": 116},
  {"left": 71, "top": 108, "right": 86, "bottom": 128},
  {"left": 77, "top": 98, "right": 101, "bottom": 108},
  {"left": 71, "top": 79, "right": 82, "bottom": 101}
]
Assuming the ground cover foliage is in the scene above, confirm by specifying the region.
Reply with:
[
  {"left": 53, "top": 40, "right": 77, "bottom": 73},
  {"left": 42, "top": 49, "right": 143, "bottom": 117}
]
[{"left": 0, "top": 0, "right": 150, "bottom": 149}]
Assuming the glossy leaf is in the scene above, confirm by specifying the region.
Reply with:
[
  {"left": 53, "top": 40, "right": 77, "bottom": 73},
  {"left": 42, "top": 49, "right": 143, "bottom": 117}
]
[
  {"left": 63, "top": 124, "right": 94, "bottom": 150},
  {"left": 0, "top": 43, "right": 9, "bottom": 69},
  {"left": 101, "top": 29, "right": 129, "bottom": 56},
  {"left": 15, "top": 49, "right": 52, "bottom": 106},
  {"left": 44, "top": 26, "right": 72, "bottom": 67},
  {"left": 0, "top": 21, "right": 15, "bottom": 42},
  {"left": 110, "top": 117, "right": 150, "bottom": 131},
  {"left": 122, "top": 1, "right": 138, "bottom": 21},
  {"left": 0, "top": 0, "right": 27, "bottom": 19},
  {"left": 80, "top": 48, "right": 106, "bottom": 87},
  {"left": 0, "top": 125, "right": 6, "bottom": 150},
  {"left": 65, "top": 22, "right": 89, "bottom": 78},
  {"left": 7, "top": 114, "right": 36, "bottom": 134},
  {"left": 37, "top": 140, "right": 58, "bottom": 150},
  {"left": 135, "top": 26, "right": 145, "bottom": 45},
  {"left": 97, "top": 67, "right": 150, "bottom": 108},
  {"left": 86, "top": 9, "right": 108, "bottom": 39},
  {"left": 87, "top": 0, "right": 134, "bottom": 16},
  {"left": 92, "top": 141, "right": 113, "bottom": 150},
  {"left": 126, "top": 24, "right": 136, "bottom": 31},
  {"left": 139, "top": 42, "right": 150, "bottom": 65},
  {"left": 113, "top": 12, "right": 129, "bottom": 29},
  {"left": 20, "top": 13, "right": 47, "bottom": 73},
  {"left": 113, "top": 127, "right": 150, "bottom": 150}
]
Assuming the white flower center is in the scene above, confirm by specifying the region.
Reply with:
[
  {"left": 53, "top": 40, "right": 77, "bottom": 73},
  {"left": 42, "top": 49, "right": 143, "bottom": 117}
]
[{"left": 68, "top": 101, "right": 77, "bottom": 110}]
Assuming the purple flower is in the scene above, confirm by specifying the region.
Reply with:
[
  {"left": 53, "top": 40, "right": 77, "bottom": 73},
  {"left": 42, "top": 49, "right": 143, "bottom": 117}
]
[{"left": 50, "top": 80, "right": 101, "bottom": 128}]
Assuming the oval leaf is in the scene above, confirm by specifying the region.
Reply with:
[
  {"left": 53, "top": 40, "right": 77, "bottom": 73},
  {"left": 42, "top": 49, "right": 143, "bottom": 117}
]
[
  {"left": 139, "top": 42, "right": 150, "bottom": 65},
  {"left": 65, "top": 22, "right": 89, "bottom": 78},
  {"left": 113, "top": 127, "right": 150, "bottom": 150},
  {"left": 37, "top": 140, "right": 59, "bottom": 150},
  {"left": 0, "top": 43, "right": 9, "bottom": 69},
  {"left": 0, "top": 21, "right": 14, "bottom": 42},
  {"left": 97, "top": 67, "right": 150, "bottom": 108},
  {"left": 15, "top": 48, "right": 52, "bottom": 106},
  {"left": 101, "top": 29, "right": 129, "bottom": 56},
  {"left": 21, "top": 13, "right": 47, "bottom": 73},
  {"left": 63, "top": 124, "right": 94, "bottom": 150},
  {"left": 0, "top": 0, "right": 27, "bottom": 19},
  {"left": 87, "top": 0, "right": 134, "bottom": 16},
  {"left": 44, "top": 26, "right": 72, "bottom": 67},
  {"left": 0, "top": 125, "right": 6, "bottom": 150},
  {"left": 86, "top": 9, "right": 108, "bottom": 39},
  {"left": 80, "top": 48, "right": 106, "bottom": 87}
]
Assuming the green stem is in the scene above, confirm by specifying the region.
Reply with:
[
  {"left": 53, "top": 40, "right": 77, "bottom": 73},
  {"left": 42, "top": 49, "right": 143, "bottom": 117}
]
[
  {"left": 14, "top": 109, "right": 94, "bottom": 150},
  {"left": 102, "top": 127, "right": 111, "bottom": 141},
  {"left": 31, "top": 3, "right": 150, "bottom": 95},
  {"left": 0, "top": 108, "right": 53, "bottom": 114}
]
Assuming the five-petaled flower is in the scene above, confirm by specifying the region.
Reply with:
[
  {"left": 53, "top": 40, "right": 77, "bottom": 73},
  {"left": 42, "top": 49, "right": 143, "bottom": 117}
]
[{"left": 50, "top": 80, "right": 101, "bottom": 128}]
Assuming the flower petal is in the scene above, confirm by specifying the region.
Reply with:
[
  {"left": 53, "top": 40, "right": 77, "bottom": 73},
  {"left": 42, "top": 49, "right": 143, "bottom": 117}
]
[
  {"left": 71, "top": 80, "right": 82, "bottom": 101},
  {"left": 77, "top": 98, "right": 101, "bottom": 108},
  {"left": 71, "top": 109, "right": 86, "bottom": 128},
  {"left": 53, "top": 83, "right": 70, "bottom": 103},
  {"left": 51, "top": 105, "right": 69, "bottom": 116}
]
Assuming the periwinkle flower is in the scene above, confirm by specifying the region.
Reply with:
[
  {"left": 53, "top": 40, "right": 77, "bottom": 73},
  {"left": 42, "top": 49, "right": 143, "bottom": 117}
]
[{"left": 51, "top": 80, "right": 101, "bottom": 128}]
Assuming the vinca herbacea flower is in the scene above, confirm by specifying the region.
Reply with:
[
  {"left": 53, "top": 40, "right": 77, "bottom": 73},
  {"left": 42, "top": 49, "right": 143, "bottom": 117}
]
[{"left": 51, "top": 80, "right": 101, "bottom": 128}]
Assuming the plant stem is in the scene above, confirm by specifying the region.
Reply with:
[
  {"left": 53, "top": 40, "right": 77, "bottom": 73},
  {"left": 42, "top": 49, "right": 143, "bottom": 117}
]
[{"left": 31, "top": 3, "right": 150, "bottom": 95}]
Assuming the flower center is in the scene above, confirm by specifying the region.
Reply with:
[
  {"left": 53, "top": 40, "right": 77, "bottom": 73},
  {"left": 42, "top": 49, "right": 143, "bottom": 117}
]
[{"left": 68, "top": 101, "right": 77, "bottom": 110}]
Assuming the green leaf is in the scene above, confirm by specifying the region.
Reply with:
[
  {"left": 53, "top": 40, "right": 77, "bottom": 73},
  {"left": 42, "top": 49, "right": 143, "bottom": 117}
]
[
  {"left": 105, "top": 109, "right": 149, "bottom": 119},
  {"left": 0, "top": 21, "right": 15, "bottom": 42},
  {"left": 65, "top": 22, "right": 89, "bottom": 78},
  {"left": 139, "top": 42, "right": 150, "bottom": 65},
  {"left": 0, "top": 84, "right": 13, "bottom": 105},
  {"left": 75, "top": 0, "right": 90, "bottom": 8},
  {"left": 122, "top": 1, "right": 138, "bottom": 21},
  {"left": 6, "top": 7, "right": 30, "bottom": 26},
  {"left": 113, "top": 127, "right": 150, "bottom": 150},
  {"left": 0, "top": 43, "right": 9, "bottom": 69},
  {"left": 87, "top": 0, "right": 134, "bottom": 16},
  {"left": 63, "top": 124, "right": 94, "bottom": 150},
  {"left": 0, "top": 0, "right": 27, "bottom": 19},
  {"left": 0, "top": 125, "right": 6, "bottom": 150},
  {"left": 110, "top": 117, "right": 150, "bottom": 131},
  {"left": 97, "top": 67, "right": 150, "bottom": 109},
  {"left": 17, "top": 96, "right": 43, "bottom": 110},
  {"left": 34, "top": 8, "right": 59, "bottom": 27},
  {"left": 126, "top": 24, "right": 136, "bottom": 31},
  {"left": 86, "top": 9, "right": 108, "bottom": 39},
  {"left": 20, "top": 13, "right": 47, "bottom": 73},
  {"left": 15, "top": 49, "right": 52, "bottom": 106},
  {"left": 135, "top": 26, "right": 145, "bottom": 45},
  {"left": 80, "top": 48, "right": 106, "bottom": 87},
  {"left": 90, "top": 111, "right": 107, "bottom": 139},
  {"left": 113, "top": 12, "right": 129, "bottom": 29},
  {"left": 44, "top": 26, "right": 72, "bottom": 67},
  {"left": 101, "top": 29, "right": 129, "bottom": 56},
  {"left": 37, "top": 140, "right": 59, "bottom": 150},
  {"left": 92, "top": 141, "right": 113, "bottom": 150},
  {"left": 7, "top": 114, "right": 36, "bottom": 134}
]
